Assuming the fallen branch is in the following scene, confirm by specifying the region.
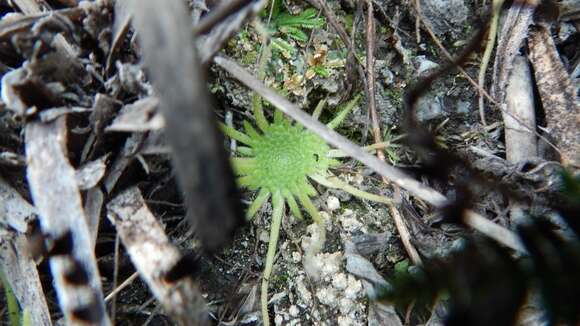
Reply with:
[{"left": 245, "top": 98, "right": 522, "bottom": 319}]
[
  {"left": 107, "top": 187, "right": 207, "bottom": 326},
  {"left": 214, "top": 55, "right": 526, "bottom": 253},
  {"left": 503, "top": 55, "right": 537, "bottom": 164},
  {"left": 528, "top": 24, "right": 580, "bottom": 168},
  {"left": 127, "top": 0, "right": 243, "bottom": 252},
  {"left": 25, "top": 117, "right": 110, "bottom": 325}
]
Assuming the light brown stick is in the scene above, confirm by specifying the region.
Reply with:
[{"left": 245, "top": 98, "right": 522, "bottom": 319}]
[
  {"left": 107, "top": 187, "right": 208, "bottom": 325},
  {"left": 364, "top": 0, "right": 422, "bottom": 265},
  {"left": 214, "top": 56, "right": 526, "bottom": 254}
]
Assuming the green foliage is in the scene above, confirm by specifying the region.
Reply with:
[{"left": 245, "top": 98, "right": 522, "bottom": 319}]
[
  {"left": 222, "top": 97, "right": 361, "bottom": 220},
  {"left": 235, "top": 119, "right": 335, "bottom": 195},
  {"left": 310, "top": 65, "right": 331, "bottom": 78},
  {"left": 221, "top": 93, "right": 392, "bottom": 326},
  {"left": 275, "top": 8, "right": 325, "bottom": 42},
  {"left": 382, "top": 127, "right": 401, "bottom": 165},
  {"left": 270, "top": 37, "right": 296, "bottom": 57},
  {"left": 263, "top": 2, "right": 326, "bottom": 56},
  {"left": 393, "top": 259, "right": 409, "bottom": 276}
]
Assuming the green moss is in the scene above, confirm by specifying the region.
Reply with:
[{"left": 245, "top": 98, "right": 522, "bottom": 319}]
[{"left": 241, "top": 50, "right": 259, "bottom": 66}]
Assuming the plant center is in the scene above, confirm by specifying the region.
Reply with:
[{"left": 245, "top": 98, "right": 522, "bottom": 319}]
[{"left": 253, "top": 123, "right": 330, "bottom": 192}]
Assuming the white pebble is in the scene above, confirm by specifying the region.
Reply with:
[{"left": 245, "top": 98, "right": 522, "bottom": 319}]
[
  {"left": 326, "top": 195, "right": 340, "bottom": 211},
  {"left": 332, "top": 273, "right": 348, "bottom": 290},
  {"left": 275, "top": 314, "right": 284, "bottom": 325},
  {"left": 289, "top": 305, "right": 300, "bottom": 317},
  {"left": 345, "top": 276, "right": 362, "bottom": 299},
  {"left": 316, "top": 287, "right": 337, "bottom": 307},
  {"left": 259, "top": 230, "right": 270, "bottom": 243},
  {"left": 292, "top": 251, "right": 302, "bottom": 263},
  {"left": 339, "top": 298, "right": 354, "bottom": 314}
]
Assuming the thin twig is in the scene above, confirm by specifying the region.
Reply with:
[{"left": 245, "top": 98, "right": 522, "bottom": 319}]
[
  {"left": 305, "top": 0, "right": 355, "bottom": 58},
  {"left": 365, "top": 0, "right": 422, "bottom": 265},
  {"left": 366, "top": 1, "right": 381, "bottom": 150},
  {"left": 214, "top": 56, "right": 526, "bottom": 253},
  {"left": 110, "top": 233, "right": 121, "bottom": 323},
  {"left": 414, "top": 0, "right": 422, "bottom": 43},
  {"left": 26, "top": 118, "right": 111, "bottom": 325},
  {"left": 129, "top": 0, "right": 243, "bottom": 252},
  {"left": 477, "top": 0, "right": 504, "bottom": 125},
  {"left": 305, "top": 0, "right": 368, "bottom": 89},
  {"left": 104, "top": 272, "right": 139, "bottom": 302},
  {"left": 197, "top": 0, "right": 266, "bottom": 64},
  {"left": 192, "top": 0, "right": 254, "bottom": 36}
]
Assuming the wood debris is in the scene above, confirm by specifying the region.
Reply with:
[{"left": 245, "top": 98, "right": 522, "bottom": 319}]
[
  {"left": 26, "top": 118, "right": 110, "bottom": 325},
  {"left": 127, "top": 0, "right": 244, "bottom": 253},
  {"left": 528, "top": 24, "right": 580, "bottom": 168},
  {"left": 107, "top": 187, "right": 207, "bottom": 325},
  {"left": 0, "top": 0, "right": 577, "bottom": 324}
]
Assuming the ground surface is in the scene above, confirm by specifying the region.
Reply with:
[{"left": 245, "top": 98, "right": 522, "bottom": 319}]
[{"left": 0, "top": 0, "right": 578, "bottom": 325}]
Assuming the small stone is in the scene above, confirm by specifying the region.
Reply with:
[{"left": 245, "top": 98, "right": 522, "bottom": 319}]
[
  {"left": 321, "top": 252, "right": 342, "bottom": 277},
  {"left": 269, "top": 291, "right": 287, "bottom": 304},
  {"left": 292, "top": 251, "right": 302, "bottom": 263},
  {"left": 301, "top": 223, "right": 321, "bottom": 252},
  {"left": 326, "top": 195, "right": 340, "bottom": 211},
  {"left": 415, "top": 55, "right": 440, "bottom": 75},
  {"left": 332, "top": 273, "right": 348, "bottom": 290},
  {"left": 338, "top": 315, "right": 355, "bottom": 326},
  {"left": 345, "top": 276, "right": 363, "bottom": 300},
  {"left": 339, "top": 213, "right": 363, "bottom": 233},
  {"left": 416, "top": 94, "right": 444, "bottom": 121},
  {"left": 275, "top": 314, "right": 284, "bottom": 325},
  {"left": 316, "top": 287, "right": 337, "bottom": 307},
  {"left": 456, "top": 100, "right": 471, "bottom": 114},
  {"left": 320, "top": 211, "right": 332, "bottom": 231},
  {"left": 303, "top": 252, "right": 342, "bottom": 280},
  {"left": 339, "top": 298, "right": 354, "bottom": 315},
  {"left": 421, "top": 0, "right": 469, "bottom": 36},
  {"left": 296, "top": 276, "right": 312, "bottom": 304},
  {"left": 289, "top": 319, "right": 301, "bottom": 326},
  {"left": 289, "top": 305, "right": 300, "bottom": 317},
  {"left": 259, "top": 230, "right": 270, "bottom": 243},
  {"left": 380, "top": 65, "right": 395, "bottom": 85}
]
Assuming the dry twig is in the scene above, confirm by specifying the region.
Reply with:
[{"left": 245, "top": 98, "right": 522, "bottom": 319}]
[
  {"left": 128, "top": 0, "right": 243, "bottom": 252},
  {"left": 364, "top": 0, "right": 422, "bottom": 265},
  {"left": 528, "top": 24, "right": 580, "bottom": 168},
  {"left": 26, "top": 118, "right": 110, "bottom": 325},
  {"left": 214, "top": 56, "right": 526, "bottom": 253},
  {"left": 107, "top": 187, "right": 208, "bottom": 325}
]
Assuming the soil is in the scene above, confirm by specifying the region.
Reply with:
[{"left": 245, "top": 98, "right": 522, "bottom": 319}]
[{"left": 0, "top": 0, "right": 578, "bottom": 325}]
